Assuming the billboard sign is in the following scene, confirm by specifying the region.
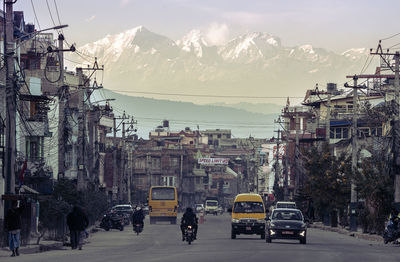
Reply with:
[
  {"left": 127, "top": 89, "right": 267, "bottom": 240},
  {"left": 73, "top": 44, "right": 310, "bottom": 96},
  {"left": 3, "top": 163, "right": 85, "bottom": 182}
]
[{"left": 198, "top": 158, "right": 229, "bottom": 165}]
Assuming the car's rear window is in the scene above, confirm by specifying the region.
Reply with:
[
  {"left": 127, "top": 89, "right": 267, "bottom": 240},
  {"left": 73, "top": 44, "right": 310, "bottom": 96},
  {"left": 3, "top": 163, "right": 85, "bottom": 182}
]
[
  {"left": 272, "top": 210, "right": 302, "bottom": 221},
  {"left": 276, "top": 204, "right": 296, "bottom": 208},
  {"left": 233, "top": 201, "right": 264, "bottom": 213},
  {"left": 206, "top": 201, "right": 218, "bottom": 206}
]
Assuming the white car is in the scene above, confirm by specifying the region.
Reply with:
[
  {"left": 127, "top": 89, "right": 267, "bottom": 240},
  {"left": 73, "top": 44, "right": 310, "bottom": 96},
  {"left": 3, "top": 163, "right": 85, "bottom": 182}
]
[{"left": 195, "top": 204, "right": 204, "bottom": 213}]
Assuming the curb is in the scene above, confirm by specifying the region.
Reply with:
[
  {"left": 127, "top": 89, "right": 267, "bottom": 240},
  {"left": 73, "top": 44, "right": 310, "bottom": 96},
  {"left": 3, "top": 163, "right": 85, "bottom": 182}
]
[{"left": 309, "top": 223, "right": 383, "bottom": 242}]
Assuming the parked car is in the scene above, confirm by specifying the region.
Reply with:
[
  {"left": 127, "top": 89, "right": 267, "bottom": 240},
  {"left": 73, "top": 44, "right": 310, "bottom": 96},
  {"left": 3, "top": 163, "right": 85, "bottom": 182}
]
[
  {"left": 195, "top": 204, "right": 204, "bottom": 213},
  {"left": 111, "top": 204, "right": 133, "bottom": 225},
  {"left": 266, "top": 208, "right": 308, "bottom": 244},
  {"left": 143, "top": 205, "right": 149, "bottom": 215}
]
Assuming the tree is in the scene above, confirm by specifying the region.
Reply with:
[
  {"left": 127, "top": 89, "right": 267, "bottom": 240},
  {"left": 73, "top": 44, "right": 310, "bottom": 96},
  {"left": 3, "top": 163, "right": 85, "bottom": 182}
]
[
  {"left": 302, "top": 142, "right": 352, "bottom": 223},
  {"left": 38, "top": 179, "right": 109, "bottom": 242},
  {"left": 354, "top": 147, "right": 393, "bottom": 234}
]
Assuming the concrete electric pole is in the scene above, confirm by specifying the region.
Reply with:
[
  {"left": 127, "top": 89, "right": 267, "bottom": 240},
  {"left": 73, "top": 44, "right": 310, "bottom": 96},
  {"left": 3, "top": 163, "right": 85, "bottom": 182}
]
[
  {"left": 345, "top": 75, "right": 360, "bottom": 232},
  {"left": 4, "top": 0, "right": 16, "bottom": 197},
  {"left": 370, "top": 44, "right": 400, "bottom": 210},
  {"left": 57, "top": 34, "right": 66, "bottom": 179}
]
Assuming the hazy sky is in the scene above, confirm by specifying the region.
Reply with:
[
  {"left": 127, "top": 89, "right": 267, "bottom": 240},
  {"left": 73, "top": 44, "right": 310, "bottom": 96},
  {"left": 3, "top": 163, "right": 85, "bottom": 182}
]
[{"left": 13, "top": 0, "right": 400, "bottom": 52}]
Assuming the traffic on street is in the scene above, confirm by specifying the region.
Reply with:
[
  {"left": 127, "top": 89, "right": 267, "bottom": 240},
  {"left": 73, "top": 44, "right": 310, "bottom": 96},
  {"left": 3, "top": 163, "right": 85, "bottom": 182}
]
[{"left": 1, "top": 213, "right": 400, "bottom": 262}]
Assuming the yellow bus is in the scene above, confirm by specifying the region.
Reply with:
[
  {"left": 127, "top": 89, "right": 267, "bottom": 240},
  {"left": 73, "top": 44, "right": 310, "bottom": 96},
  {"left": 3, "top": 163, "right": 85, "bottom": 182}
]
[{"left": 148, "top": 186, "right": 178, "bottom": 224}]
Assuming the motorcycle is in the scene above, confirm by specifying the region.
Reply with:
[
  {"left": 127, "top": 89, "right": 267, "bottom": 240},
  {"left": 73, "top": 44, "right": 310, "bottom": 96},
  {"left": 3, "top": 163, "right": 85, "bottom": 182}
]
[
  {"left": 100, "top": 214, "right": 124, "bottom": 231},
  {"left": 133, "top": 223, "right": 143, "bottom": 235},
  {"left": 184, "top": 225, "right": 195, "bottom": 245},
  {"left": 383, "top": 220, "right": 400, "bottom": 244}
]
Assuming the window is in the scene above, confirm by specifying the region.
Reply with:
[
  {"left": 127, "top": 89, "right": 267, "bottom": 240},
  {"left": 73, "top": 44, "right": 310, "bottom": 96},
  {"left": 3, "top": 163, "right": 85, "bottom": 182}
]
[
  {"left": 151, "top": 187, "right": 175, "bottom": 200},
  {"left": 343, "top": 128, "right": 349, "bottom": 139},
  {"left": 330, "top": 127, "right": 349, "bottom": 139},
  {"left": 371, "top": 127, "right": 382, "bottom": 137},
  {"left": 358, "top": 128, "right": 370, "bottom": 138},
  {"left": 135, "top": 158, "right": 146, "bottom": 169},
  {"left": 162, "top": 176, "right": 175, "bottom": 186},
  {"left": 151, "top": 157, "right": 161, "bottom": 168},
  {"left": 272, "top": 210, "right": 303, "bottom": 221},
  {"left": 336, "top": 128, "right": 342, "bottom": 139},
  {"left": 233, "top": 201, "right": 264, "bottom": 213},
  {"left": 170, "top": 157, "right": 179, "bottom": 168}
]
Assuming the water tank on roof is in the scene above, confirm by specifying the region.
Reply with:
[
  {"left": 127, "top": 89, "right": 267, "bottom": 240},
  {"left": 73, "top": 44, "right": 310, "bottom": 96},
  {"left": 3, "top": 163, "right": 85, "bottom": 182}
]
[
  {"left": 327, "top": 83, "right": 337, "bottom": 93},
  {"left": 163, "top": 120, "right": 169, "bottom": 128}
]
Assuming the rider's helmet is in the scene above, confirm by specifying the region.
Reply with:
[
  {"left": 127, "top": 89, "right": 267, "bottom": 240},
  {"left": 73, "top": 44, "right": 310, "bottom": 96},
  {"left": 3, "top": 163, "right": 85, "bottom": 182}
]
[
  {"left": 186, "top": 207, "right": 193, "bottom": 213},
  {"left": 136, "top": 206, "right": 141, "bottom": 211}
]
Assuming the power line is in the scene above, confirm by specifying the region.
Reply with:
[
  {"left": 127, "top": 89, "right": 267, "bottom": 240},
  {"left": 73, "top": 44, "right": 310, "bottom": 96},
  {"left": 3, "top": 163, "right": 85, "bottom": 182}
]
[
  {"left": 135, "top": 117, "right": 276, "bottom": 127},
  {"left": 45, "top": 0, "right": 57, "bottom": 28},
  {"left": 30, "top": 0, "right": 41, "bottom": 31},
  {"left": 106, "top": 89, "right": 304, "bottom": 99},
  {"left": 381, "top": 32, "right": 400, "bottom": 41}
]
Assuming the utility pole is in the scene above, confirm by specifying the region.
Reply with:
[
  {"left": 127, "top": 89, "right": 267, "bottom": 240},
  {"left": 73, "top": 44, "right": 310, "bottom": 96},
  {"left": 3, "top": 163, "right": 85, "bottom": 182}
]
[
  {"left": 295, "top": 112, "right": 300, "bottom": 196},
  {"left": 370, "top": 43, "right": 400, "bottom": 210},
  {"left": 112, "top": 112, "right": 128, "bottom": 203},
  {"left": 57, "top": 34, "right": 66, "bottom": 179},
  {"left": 273, "top": 128, "right": 281, "bottom": 200},
  {"left": 77, "top": 68, "right": 86, "bottom": 191},
  {"left": 345, "top": 75, "right": 360, "bottom": 231},
  {"left": 326, "top": 91, "right": 331, "bottom": 141},
  {"left": 394, "top": 52, "right": 400, "bottom": 208},
  {"left": 275, "top": 117, "right": 289, "bottom": 200},
  {"left": 4, "top": 0, "right": 16, "bottom": 198}
]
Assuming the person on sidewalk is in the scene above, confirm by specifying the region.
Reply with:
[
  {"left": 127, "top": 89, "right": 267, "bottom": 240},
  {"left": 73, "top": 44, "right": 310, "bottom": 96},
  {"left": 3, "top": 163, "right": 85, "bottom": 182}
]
[
  {"left": 67, "top": 206, "right": 89, "bottom": 250},
  {"left": 4, "top": 200, "right": 25, "bottom": 257}
]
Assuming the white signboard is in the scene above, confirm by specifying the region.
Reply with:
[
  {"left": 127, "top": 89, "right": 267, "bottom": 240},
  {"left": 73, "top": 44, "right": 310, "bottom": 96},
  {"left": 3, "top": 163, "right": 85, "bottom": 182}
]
[{"left": 198, "top": 158, "right": 229, "bottom": 165}]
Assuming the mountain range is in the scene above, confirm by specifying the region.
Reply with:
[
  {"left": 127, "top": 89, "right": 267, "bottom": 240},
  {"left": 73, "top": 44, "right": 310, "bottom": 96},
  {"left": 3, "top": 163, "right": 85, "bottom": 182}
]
[{"left": 68, "top": 26, "right": 369, "bottom": 105}]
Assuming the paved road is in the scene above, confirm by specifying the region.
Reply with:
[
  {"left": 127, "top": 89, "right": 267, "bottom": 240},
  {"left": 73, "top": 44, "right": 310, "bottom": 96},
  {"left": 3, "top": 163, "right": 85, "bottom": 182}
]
[{"left": 2, "top": 214, "right": 400, "bottom": 262}]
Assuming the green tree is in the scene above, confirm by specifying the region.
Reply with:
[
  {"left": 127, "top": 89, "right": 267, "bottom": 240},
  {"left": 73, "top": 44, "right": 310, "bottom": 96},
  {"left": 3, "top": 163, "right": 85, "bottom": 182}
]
[
  {"left": 302, "top": 142, "right": 352, "bottom": 222},
  {"left": 39, "top": 179, "right": 109, "bottom": 242},
  {"left": 354, "top": 147, "right": 393, "bottom": 234}
]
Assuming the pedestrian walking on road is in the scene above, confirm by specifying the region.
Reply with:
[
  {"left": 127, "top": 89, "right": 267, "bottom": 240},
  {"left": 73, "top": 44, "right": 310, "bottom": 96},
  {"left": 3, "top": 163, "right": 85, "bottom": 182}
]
[
  {"left": 4, "top": 200, "right": 25, "bottom": 257},
  {"left": 67, "top": 206, "right": 89, "bottom": 250}
]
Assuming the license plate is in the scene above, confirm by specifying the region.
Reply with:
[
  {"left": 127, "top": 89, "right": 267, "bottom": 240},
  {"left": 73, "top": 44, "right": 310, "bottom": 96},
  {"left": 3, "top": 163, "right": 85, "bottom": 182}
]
[
  {"left": 187, "top": 230, "right": 192, "bottom": 233},
  {"left": 282, "top": 231, "right": 294, "bottom": 235},
  {"left": 246, "top": 226, "right": 252, "bottom": 231}
]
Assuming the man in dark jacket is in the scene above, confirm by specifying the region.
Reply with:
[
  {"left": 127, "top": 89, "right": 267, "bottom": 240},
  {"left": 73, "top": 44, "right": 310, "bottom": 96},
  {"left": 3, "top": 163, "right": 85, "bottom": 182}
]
[
  {"left": 132, "top": 206, "right": 145, "bottom": 228},
  {"left": 67, "top": 206, "right": 89, "bottom": 250},
  {"left": 180, "top": 207, "right": 198, "bottom": 241},
  {"left": 4, "top": 200, "right": 24, "bottom": 257}
]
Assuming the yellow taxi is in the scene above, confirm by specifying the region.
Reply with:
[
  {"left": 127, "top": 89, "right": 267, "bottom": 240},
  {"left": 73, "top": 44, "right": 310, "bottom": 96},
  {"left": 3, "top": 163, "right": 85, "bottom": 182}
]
[{"left": 230, "top": 193, "right": 266, "bottom": 239}]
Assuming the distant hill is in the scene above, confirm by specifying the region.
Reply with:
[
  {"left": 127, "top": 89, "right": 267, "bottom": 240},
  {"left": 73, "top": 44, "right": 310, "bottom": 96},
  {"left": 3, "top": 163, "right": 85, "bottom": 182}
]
[
  {"left": 207, "top": 102, "right": 283, "bottom": 115},
  {"left": 94, "top": 89, "right": 279, "bottom": 139}
]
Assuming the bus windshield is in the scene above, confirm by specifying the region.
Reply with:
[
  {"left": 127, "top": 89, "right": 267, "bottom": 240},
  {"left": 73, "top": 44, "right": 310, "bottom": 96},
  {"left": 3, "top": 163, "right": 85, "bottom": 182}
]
[
  {"left": 151, "top": 188, "right": 175, "bottom": 200},
  {"left": 233, "top": 201, "right": 264, "bottom": 213}
]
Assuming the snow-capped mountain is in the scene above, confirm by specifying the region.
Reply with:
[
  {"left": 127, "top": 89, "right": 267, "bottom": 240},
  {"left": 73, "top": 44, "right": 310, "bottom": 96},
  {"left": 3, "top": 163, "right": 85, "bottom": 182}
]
[
  {"left": 177, "top": 29, "right": 209, "bottom": 58},
  {"left": 219, "top": 32, "right": 281, "bottom": 62},
  {"left": 67, "top": 26, "right": 370, "bottom": 102}
]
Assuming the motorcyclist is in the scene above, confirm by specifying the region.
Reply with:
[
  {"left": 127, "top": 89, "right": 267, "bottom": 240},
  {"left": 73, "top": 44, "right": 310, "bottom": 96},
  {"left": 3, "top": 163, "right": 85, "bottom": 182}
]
[
  {"left": 132, "top": 206, "right": 145, "bottom": 229},
  {"left": 180, "top": 207, "right": 198, "bottom": 241}
]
